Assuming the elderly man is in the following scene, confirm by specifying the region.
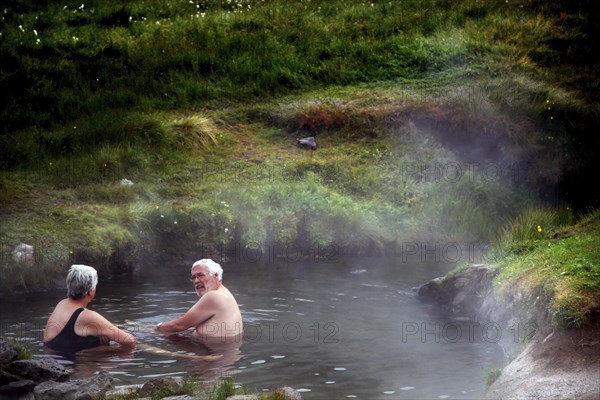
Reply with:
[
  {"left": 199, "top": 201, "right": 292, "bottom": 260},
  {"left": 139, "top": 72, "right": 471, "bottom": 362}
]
[{"left": 154, "top": 259, "right": 243, "bottom": 341}]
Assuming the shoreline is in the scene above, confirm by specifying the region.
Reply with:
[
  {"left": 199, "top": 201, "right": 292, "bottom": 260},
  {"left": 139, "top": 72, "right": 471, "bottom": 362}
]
[
  {"left": 417, "top": 264, "right": 600, "bottom": 400},
  {"left": 485, "top": 325, "right": 600, "bottom": 399}
]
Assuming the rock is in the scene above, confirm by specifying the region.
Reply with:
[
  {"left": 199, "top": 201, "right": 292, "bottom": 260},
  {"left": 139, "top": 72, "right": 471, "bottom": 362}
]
[
  {"left": 0, "top": 379, "right": 36, "bottom": 398},
  {"left": 103, "top": 384, "right": 141, "bottom": 398},
  {"left": 273, "top": 386, "right": 303, "bottom": 400},
  {"left": 33, "top": 370, "right": 114, "bottom": 400},
  {"left": 297, "top": 137, "right": 317, "bottom": 150},
  {"left": 485, "top": 326, "right": 600, "bottom": 400},
  {"left": 0, "top": 338, "right": 18, "bottom": 365},
  {"left": 139, "top": 376, "right": 185, "bottom": 397},
  {"left": 416, "top": 277, "right": 444, "bottom": 303},
  {"left": 417, "top": 264, "right": 499, "bottom": 318},
  {"left": 12, "top": 243, "right": 34, "bottom": 265},
  {"left": 160, "top": 396, "right": 197, "bottom": 400},
  {"left": 120, "top": 178, "right": 134, "bottom": 186},
  {"left": 9, "top": 358, "right": 70, "bottom": 383},
  {"left": 0, "top": 369, "right": 22, "bottom": 386},
  {"left": 226, "top": 395, "right": 258, "bottom": 400}
]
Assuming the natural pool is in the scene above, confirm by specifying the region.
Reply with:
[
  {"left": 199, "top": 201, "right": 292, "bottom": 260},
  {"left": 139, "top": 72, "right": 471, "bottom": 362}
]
[{"left": 0, "top": 254, "right": 506, "bottom": 399}]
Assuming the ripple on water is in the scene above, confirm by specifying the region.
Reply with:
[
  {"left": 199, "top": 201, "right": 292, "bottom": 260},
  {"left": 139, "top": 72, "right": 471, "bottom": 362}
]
[
  {"left": 106, "top": 371, "right": 135, "bottom": 376},
  {"left": 294, "top": 298, "right": 315, "bottom": 303},
  {"left": 350, "top": 269, "right": 367, "bottom": 274},
  {"left": 140, "top": 372, "right": 187, "bottom": 378}
]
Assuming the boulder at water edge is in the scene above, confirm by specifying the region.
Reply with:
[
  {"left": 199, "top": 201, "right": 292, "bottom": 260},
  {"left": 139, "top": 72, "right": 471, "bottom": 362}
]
[{"left": 33, "top": 370, "right": 114, "bottom": 400}]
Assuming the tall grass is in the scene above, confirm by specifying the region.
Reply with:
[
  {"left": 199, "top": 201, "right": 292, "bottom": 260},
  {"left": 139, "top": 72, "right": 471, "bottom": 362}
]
[
  {"left": 0, "top": 0, "right": 541, "bottom": 144},
  {"left": 1, "top": 0, "right": 599, "bottom": 296},
  {"left": 492, "top": 207, "right": 600, "bottom": 328}
]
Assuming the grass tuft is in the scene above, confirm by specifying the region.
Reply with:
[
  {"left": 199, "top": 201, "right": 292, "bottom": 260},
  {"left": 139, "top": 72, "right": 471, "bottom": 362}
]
[{"left": 166, "top": 115, "right": 220, "bottom": 152}]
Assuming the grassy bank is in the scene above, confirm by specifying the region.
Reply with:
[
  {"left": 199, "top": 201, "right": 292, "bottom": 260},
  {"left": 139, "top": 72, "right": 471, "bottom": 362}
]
[
  {"left": 1, "top": 0, "right": 600, "bottom": 300},
  {"left": 491, "top": 207, "right": 600, "bottom": 328}
]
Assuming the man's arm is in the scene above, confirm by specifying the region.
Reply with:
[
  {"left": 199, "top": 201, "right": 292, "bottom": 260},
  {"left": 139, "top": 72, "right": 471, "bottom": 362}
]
[{"left": 155, "top": 292, "right": 218, "bottom": 333}]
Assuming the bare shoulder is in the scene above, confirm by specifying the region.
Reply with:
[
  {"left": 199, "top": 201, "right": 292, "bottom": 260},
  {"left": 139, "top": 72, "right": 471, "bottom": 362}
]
[
  {"left": 78, "top": 309, "right": 106, "bottom": 324},
  {"left": 198, "top": 290, "right": 222, "bottom": 304},
  {"left": 197, "top": 288, "right": 232, "bottom": 308}
]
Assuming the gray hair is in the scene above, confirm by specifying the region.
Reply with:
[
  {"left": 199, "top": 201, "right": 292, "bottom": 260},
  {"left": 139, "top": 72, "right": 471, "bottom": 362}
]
[
  {"left": 66, "top": 264, "right": 98, "bottom": 300},
  {"left": 192, "top": 259, "right": 223, "bottom": 281}
]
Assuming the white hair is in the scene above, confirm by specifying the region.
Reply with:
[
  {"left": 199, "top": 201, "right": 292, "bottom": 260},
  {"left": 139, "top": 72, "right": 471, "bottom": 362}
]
[
  {"left": 192, "top": 258, "right": 223, "bottom": 281},
  {"left": 66, "top": 264, "right": 98, "bottom": 300}
]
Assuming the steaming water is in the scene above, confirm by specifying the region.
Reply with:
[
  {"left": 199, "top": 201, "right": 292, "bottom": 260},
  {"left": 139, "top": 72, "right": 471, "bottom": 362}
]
[{"left": 0, "top": 255, "right": 506, "bottom": 399}]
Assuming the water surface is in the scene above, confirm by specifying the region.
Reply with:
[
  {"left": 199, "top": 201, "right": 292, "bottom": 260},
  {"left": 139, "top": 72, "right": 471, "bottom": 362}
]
[{"left": 0, "top": 255, "right": 506, "bottom": 399}]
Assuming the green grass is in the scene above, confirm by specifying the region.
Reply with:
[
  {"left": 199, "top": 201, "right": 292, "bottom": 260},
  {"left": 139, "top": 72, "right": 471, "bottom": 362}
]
[
  {"left": 2, "top": 0, "right": 598, "bottom": 139},
  {"left": 0, "top": 85, "right": 593, "bottom": 293},
  {"left": 1, "top": 0, "right": 600, "bottom": 310},
  {"left": 485, "top": 366, "right": 502, "bottom": 387},
  {"left": 100, "top": 375, "right": 297, "bottom": 400},
  {"left": 493, "top": 209, "right": 600, "bottom": 328}
]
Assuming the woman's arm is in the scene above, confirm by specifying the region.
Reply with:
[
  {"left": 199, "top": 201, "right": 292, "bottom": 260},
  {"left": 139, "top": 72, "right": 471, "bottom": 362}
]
[{"left": 77, "top": 310, "right": 137, "bottom": 347}]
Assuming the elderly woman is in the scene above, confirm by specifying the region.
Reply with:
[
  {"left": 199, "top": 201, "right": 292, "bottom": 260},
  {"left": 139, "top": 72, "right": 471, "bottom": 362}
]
[{"left": 44, "top": 264, "right": 136, "bottom": 353}]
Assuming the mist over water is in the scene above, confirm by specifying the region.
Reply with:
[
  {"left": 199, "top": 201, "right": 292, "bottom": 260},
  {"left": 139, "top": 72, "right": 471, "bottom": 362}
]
[{"left": 0, "top": 254, "right": 506, "bottom": 399}]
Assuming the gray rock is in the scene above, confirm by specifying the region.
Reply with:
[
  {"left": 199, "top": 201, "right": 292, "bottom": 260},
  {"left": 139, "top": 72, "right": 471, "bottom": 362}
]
[
  {"left": 33, "top": 370, "right": 113, "bottom": 400},
  {"left": 9, "top": 358, "right": 70, "bottom": 383},
  {"left": 226, "top": 395, "right": 258, "bottom": 400},
  {"left": 273, "top": 386, "right": 303, "bottom": 400},
  {"left": 139, "top": 376, "right": 185, "bottom": 397},
  {"left": 0, "top": 338, "right": 18, "bottom": 365},
  {"left": 0, "top": 369, "right": 22, "bottom": 386},
  {"left": 12, "top": 243, "right": 34, "bottom": 265},
  {"left": 103, "top": 384, "right": 141, "bottom": 398},
  {"left": 416, "top": 277, "right": 444, "bottom": 303},
  {"left": 0, "top": 379, "right": 36, "bottom": 398},
  {"left": 417, "top": 264, "right": 498, "bottom": 317}
]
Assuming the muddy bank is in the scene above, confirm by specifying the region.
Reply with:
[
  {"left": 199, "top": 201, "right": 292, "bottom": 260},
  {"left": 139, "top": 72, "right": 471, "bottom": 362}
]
[{"left": 417, "top": 264, "right": 600, "bottom": 400}]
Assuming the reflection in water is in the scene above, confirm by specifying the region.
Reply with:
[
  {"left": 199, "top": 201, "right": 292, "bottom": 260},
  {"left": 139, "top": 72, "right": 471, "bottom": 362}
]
[
  {"left": 163, "top": 333, "right": 243, "bottom": 378},
  {"left": 0, "top": 256, "right": 506, "bottom": 399}
]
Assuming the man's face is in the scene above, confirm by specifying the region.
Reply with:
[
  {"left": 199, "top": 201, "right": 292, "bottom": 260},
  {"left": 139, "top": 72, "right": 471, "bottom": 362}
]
[{"left": 190, "top": 265, "right": 218, "bottom": 296}]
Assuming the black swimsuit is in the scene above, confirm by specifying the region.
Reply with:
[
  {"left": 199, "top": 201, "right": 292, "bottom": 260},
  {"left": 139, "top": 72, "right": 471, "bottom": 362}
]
[{"left": 45, "top": 308, "right": 102, "bottom": 353}]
